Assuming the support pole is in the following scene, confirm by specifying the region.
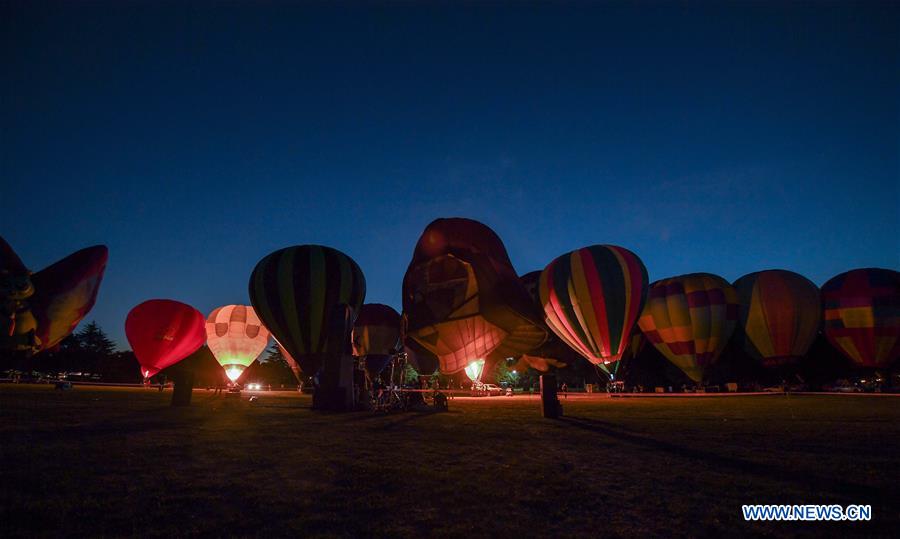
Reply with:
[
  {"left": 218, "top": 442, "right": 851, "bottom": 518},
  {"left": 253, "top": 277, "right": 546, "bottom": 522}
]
[{"left": 540, "top": 374, "right": 561, "bottom": 418}]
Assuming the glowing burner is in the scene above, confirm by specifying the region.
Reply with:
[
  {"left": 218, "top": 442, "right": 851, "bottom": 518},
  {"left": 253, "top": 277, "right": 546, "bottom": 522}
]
[{"left": 464, "top": 359, "right": 485, "bottom": 382}]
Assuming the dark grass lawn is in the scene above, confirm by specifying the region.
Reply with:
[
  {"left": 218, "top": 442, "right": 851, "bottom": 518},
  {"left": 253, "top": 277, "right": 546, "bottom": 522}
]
[{"left": 1, "top": 385, "right": 897, "bottom": 537}]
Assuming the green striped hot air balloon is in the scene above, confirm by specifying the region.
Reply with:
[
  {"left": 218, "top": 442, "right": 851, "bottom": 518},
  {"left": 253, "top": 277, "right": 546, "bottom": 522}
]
[
  {"left": 248, "top": 245, "right": 366, "bottom": 375},
  {"left": 538, "top": 245, "right": 648, "bottom": 377}
]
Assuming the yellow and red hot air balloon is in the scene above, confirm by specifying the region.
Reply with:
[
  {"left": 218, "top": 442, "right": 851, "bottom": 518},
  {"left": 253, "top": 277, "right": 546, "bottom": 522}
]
[
  {"left": 206, "top": 305, "right": 271, "bottom": 382},
  {"left": 638, "top": 273, "right": 739, "bottom": 383},
  {"left": 822, "top": 268, "right": 900, "bottom": 369},
  {"left": 539, "top": 245, "right": 648, "bottom": 376},
  {"left": 734, "top": 270, "right": 820, "bottom": 369}
]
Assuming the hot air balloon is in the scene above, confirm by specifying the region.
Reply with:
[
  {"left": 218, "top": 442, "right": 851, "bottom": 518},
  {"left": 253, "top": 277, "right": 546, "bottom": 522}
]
[
  {"left": 538, "top": 245, "right": 648, "bottom": 377},
  {"left": 352, "top": 303, "right": 401, "bottom": 376},
  {"left": 249, "top": 245, "right": 366, "bottom": 375},
  {"left": 734, "top": 270, "right": 821, "bottom": 369},
  {"left": 206, "top": 305, "right": 271, "bottom": 382},
  {"left": 822, "top": 268, "right": 900, "bottom": 369},
  {"left": 638, "top": 273, "right": 739, "bottom": 383},
  {"left": 1, "top": 236, "right": 107, "bottom": 354},
  {"left": 125, "top": 299, "right": 206, "bottom": 379},
  {"left": 402, "top": 218, "right": 547, "bottom": 378}
]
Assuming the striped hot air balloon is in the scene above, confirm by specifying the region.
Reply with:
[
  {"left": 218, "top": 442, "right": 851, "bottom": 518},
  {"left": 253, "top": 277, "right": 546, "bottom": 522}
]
[
  {"left": 822, "top": 268, "right": 900, "bottom": 369},
  {"left": 538, "top": 245, "right": 648, "bottom": 374},
  {"left": 734, "top": 270, "right": 820, "bottom": 369},
  {"left": 248, "top": 245, "right": 366, "bottom": 375},
  {"left": 352, "top": 303, "right": 401, "bottom": 376},
  {"left": 206, "top": 305, "right": 271, "bottom": 382},
  {"left": 638, "top": 273, "right": 739, "bottom": 383}
]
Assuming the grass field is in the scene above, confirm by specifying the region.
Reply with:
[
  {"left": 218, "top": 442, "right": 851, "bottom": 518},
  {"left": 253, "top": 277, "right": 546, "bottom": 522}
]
[{"left": 1, "top": 385, "right": 898, "bottom": 537}]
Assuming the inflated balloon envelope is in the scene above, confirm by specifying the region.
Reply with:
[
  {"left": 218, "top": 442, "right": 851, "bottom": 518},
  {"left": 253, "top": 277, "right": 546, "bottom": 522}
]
[
  {"left": 538, "top": 245, "right": 649, "bottom": 378},
  {"left": 249, "top": 245, "right": 365, "bottom": 411},
  {"left": 638, "top": 273, "right": 739, "bottom": 383},
  {"left": 206, "top": 304, "right": 270, "bottom": 382},
  {"left": 125, "top": 299, "right": 206, "bottom": 379},
  {"left": 248, "top": 245, "right": 366, "bottom": 376},
  {"left": 822, "top": 268, "right": 899, "bottom": 369},
  {"left": 734, "top": 269, "right": 820, "bottom": 369},
  {"left": 402, "top": 218, "right": 547, "bottom": 376}
]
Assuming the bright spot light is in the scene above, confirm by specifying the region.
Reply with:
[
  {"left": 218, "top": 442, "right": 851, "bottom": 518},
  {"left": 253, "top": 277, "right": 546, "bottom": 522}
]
[
  {"left": 464, "top": 359, "right": 485, "bottom": 382},
  {"left": 603, "top": 360, "right": 610, "bottom": 365},
  {"left": 226, "top": 367, "right": 243, "bottom": 382},
  {"left": 512, "top": 370, "right": 517, "bottom": 374}
]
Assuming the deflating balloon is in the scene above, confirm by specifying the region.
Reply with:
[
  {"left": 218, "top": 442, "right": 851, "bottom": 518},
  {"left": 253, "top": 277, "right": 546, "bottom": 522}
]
[
  {"left": 125, "top": 299, "right": 206, "bottom": 379},
  {"left": 822, "top": 268, "right": 900, "bottom": 369},
  {"left": 206, "top": 305, "right": 271, "bottom": 382},
  {"left": 539, "top": 245, "right": 648, "bottom": 374},
  {"left": 734, "top": 270, "right": 820, "bottom": 368},
  {"left": 1, "top": 237, "right": 107, "bottom": 354},
  {"left": 352, "top": 303, "right": 401, "bottom": 376},
  {"left": 29, "top": 245, "right": 108, "bottom": 351},
  {"left": 248, "top": 245, "right": 366, "bottom": 375},
  {"left": 403, "top": 218, "right": 546, "bottom": 375},
  {"left": 638, "top": 273, "right": 739, "bottom": 383}
]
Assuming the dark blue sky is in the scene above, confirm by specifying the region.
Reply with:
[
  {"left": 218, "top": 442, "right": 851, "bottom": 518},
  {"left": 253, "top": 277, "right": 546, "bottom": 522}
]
[{"left": 3, "top": 2, "right": 898, "bottom": 349}]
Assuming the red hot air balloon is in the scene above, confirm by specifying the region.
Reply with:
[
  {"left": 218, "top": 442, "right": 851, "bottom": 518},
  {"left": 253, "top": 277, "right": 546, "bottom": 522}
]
[
  {"left": 822, "top": 268, "right": 900, "bottom": 369},
  {"left": 125, "top": 300, "right": 206, "bottom": 379}
]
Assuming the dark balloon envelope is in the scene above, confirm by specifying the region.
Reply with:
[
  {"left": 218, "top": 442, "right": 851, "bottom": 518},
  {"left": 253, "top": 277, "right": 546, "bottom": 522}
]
[
  {"left": 249, "top": 245, "right": 366, "bottom": 375},
  {"left": 539, "top": 245, "right": 648, "bottom": 375},
  {"left": 125, "top": 299, "right": 206, "bottom": 379},
  {"left": 638, "top": 273, "right": 739, "bottom": 383},
  {"left": 402, "top": 218, "right": 547, "bottom": 375},
  {"left": 1, "top": 237, "right": 107, "bottom": 354},
  {"left": 734, "top": 269, "right": 820, "bottom": 369},
  {"left": 352, "top": 303, "right": 401, "bottom": 376},
  {"left": 822, "top": 268, "right": 899, "bottom": 369}
]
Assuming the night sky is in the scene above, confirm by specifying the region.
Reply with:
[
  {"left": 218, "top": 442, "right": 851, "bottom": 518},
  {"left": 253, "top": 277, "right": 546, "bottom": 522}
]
[{"left": 3, "top": 2, "right": 898, "bottom": 348}]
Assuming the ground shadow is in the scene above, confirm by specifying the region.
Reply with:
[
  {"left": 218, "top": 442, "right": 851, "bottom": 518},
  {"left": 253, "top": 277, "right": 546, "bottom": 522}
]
[{"left": 559, "top": 415, "right": 889, "bottom": 505}]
